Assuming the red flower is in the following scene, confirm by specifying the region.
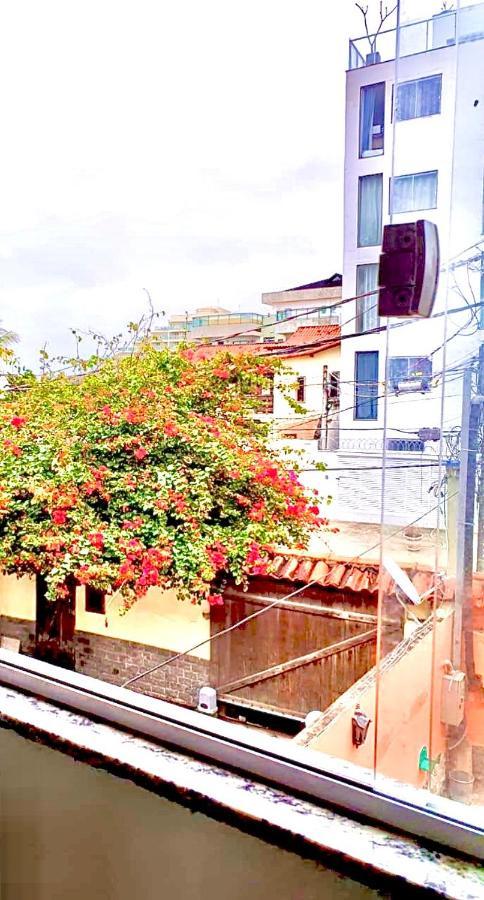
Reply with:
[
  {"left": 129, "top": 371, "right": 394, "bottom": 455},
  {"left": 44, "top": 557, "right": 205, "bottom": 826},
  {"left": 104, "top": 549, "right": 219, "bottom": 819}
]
[
  {"left": 213, "top": 366, "right": 230, "bottom": 380},
  {"left": 88, "top": 532, "right": 104, "bottom": 550},
  {"left": 248, "top": 501, "right": 265, "bottom": 521},
  {"left": 10, "top": 416, "right": 27, "bottom": 429},
  {"left": 51, "top": 509, "right": 67, "bottom": 525},
  {"left": 207, "top": 593, "right": 224, "bottom": 606},
  {"left": 163, "top": 422, "right": 179, "bottom": 438},
  {"left": 134, "top": 447, "right": 148, "bottom": 461}
]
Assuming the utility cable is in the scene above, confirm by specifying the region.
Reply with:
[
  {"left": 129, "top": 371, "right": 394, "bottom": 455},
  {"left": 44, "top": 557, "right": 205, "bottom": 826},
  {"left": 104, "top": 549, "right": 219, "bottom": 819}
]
[{"left": 121, "top": 492, "right": 456, "bottom": 689}]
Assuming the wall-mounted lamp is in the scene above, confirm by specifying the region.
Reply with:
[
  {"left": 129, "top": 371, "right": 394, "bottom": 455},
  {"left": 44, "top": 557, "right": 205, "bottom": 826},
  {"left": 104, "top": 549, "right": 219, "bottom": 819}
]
[{"left": 352, "top": 704, "right": 371, "bottom": 748}]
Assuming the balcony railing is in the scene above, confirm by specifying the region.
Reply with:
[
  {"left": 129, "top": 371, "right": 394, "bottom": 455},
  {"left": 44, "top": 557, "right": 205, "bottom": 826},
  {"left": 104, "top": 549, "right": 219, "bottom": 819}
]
[{"left": 348, "top": 5, "right": 484, "bottom": 70}]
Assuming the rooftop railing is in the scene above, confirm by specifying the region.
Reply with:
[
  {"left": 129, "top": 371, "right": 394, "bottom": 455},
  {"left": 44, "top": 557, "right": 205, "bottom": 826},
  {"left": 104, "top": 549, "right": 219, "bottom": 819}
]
[{"left": 348, "top": 5, "right": 484, "bottom": 70}]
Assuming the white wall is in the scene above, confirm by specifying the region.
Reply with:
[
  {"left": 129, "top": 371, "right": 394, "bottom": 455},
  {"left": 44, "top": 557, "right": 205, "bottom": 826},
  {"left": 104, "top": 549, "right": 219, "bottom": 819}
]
[
  {"left": 338, "top": 25, "right": 483, "bottom": 525},
  {"left": 272, "top": 346, "right": 340, "bottom": 420}
]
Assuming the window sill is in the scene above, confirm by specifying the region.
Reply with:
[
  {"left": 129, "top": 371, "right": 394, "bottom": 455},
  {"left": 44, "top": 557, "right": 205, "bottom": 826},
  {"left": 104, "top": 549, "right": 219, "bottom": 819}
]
[{"left": 0, "top": 682, "right": 482, "bottom": 897}]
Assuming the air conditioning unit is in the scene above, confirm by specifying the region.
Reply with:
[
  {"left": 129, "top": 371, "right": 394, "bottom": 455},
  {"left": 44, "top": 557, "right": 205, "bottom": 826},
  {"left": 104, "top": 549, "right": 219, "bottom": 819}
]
[{"left": 394, "top": 378, "right": 430, "bottom": 394}]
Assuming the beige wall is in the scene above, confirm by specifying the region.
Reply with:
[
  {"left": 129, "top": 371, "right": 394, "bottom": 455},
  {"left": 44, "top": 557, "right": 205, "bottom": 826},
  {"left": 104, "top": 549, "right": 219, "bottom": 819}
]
[
  {"left": 0, "top": 574, "right": 36, "bottom": 621},
  {"left": 300, "top": 612, "right": 453, "bottom": 789},
  {"left": 76, "top": 586, "right": 210, "bottom": 661},
  {"left": 0, "top": 575, "right": 210, "bottom": 661},
  {"left": 273, "top": 346, "right": 341, "bottom": 420}
]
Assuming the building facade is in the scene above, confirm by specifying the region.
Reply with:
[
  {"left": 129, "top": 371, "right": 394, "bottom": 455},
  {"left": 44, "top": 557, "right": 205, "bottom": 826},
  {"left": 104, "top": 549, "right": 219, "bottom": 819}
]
[{"left": 337, "top": 3, "right": 484, "bottom": 525}]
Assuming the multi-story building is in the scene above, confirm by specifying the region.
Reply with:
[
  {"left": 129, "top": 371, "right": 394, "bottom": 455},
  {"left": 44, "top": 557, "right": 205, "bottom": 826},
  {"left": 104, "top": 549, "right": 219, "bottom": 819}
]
[
  {"left": 261, "top": 273, "right": 342, "bottom": 340},
  {"left": 337, "top": 2, "right": 484, "bottom": 525},
  {"left": 151, "top": 306, "right": 268, "bottom": 349}
]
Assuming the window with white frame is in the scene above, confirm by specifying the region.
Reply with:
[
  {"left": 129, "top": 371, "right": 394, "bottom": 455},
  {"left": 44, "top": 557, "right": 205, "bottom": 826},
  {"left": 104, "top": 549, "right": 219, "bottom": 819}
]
[
  {"left": 390, "top": 170, "right": 438, "bottom": 213},
  {"left": 357, "top": 174, "right": 383, "bottom": 247},
  {"left": 388, "top": 356, "right": 432, "bottom": 394},
  {"left": 395, "top": 74, "right": 442, "bottom": 121},
  {"left": 355, "top": 264, "right": 379, "bottom": 333},
  {"left": 359, "top": 82, "right": 385, "bottom": 157}
]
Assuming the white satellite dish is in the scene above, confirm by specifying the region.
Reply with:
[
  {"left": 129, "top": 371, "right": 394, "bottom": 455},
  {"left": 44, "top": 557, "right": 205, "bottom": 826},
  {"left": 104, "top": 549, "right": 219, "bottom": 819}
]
[{"left": 382, "top": 555, "right": 422, "bottom": 605}]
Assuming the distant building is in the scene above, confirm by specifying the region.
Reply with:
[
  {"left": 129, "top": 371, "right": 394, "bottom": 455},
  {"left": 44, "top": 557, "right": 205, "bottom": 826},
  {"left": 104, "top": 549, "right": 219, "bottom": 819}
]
[
  {"left": 151, "top": 306, "right": 268, "bottom": 349},
  {"left": 261, "top": 274, "right": 342, "bottom": 341}
]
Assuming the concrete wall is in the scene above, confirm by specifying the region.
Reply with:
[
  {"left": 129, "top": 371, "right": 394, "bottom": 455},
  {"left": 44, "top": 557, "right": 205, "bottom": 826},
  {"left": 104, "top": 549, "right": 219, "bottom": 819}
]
[{"left": 297, "top": 612, "right": 453, "bottom": 789}]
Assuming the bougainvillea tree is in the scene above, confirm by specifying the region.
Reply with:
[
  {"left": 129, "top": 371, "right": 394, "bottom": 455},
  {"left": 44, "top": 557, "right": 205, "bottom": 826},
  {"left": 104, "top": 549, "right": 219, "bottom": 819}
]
[{"left": 0, "top": 344, "right": 325, "bottom": 608}]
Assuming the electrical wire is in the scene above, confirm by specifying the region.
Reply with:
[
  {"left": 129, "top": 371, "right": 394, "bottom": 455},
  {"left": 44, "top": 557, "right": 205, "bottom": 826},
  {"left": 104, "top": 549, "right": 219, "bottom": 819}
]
[{"left": 121, "top": 492, "right": 457, "bottom": 689}]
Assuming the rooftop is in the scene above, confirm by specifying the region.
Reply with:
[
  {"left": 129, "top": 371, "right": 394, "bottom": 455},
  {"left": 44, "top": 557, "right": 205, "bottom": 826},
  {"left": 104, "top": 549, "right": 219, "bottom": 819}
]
[
  {"left": 349, "top": 4, "right": 484, "bottom": 71},
  {"left": 284, "top": 324, "right": 341, "bottom": 347}
]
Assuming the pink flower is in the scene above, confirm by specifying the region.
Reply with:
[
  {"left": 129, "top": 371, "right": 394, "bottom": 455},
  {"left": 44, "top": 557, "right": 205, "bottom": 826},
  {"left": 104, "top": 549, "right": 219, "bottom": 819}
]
[
  {"left": 88, "top": 532, "right": 104, "bottom": 550},
  {"left": 207, "top": 593, "right": 224, "bottom": 607},
  {"left": 134, "top": 447, "right": 148, "bottom": 461},
  {"left": 163, "top": 422, "right": 179, "bottom": 438},
  {"left": 52, "top": 509, "right": 67, "bottom": 525}
]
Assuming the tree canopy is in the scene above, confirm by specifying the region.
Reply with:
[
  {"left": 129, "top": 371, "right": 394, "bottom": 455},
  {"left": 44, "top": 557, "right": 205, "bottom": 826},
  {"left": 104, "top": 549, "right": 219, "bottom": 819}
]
[{"left": 0, "top": 345, "right": 324, "bottom": 606}]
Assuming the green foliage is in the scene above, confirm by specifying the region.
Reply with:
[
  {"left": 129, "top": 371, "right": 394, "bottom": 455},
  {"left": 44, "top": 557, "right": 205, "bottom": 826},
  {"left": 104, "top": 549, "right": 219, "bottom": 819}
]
[{"left": 0, "top": 344, "right": 325, "bottom": 607}]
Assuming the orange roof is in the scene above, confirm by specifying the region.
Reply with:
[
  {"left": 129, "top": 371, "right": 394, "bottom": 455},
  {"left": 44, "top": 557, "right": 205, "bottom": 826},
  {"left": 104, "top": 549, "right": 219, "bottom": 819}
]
[
  {"left": 268, "top": 551, "right": 484, "bottom": 606},
  {"left": 284, "top": 325, "right": 341, "bottom": 347},
  {"left": 192, "top": 343, "right": 266, "bottom": 361}
]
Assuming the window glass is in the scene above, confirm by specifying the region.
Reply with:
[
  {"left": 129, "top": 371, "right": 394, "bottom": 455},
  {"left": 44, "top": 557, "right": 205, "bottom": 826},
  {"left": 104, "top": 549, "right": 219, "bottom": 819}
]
[
  {"left": 388, "top": 356, "right": 432, "bottom": 393},
  {"left": 356, "top": 264, "right": 379, "bottom": 333},
  {"left": 396, "top": 74, "right": 442, "bottom": 120},
  {"left": 390, "top": 171, "right": 438, "bottom": 213},
  {"left": 359, "top": 82, "right": 385, "bottom": 157},
  {"left": 296, "top": 376, "right": 305, "bottom": 402},
  {"left": 357, "top": 174, "right": 383, "bottom": 247},
  {"left": 354, "top": 351, "right": 379, "bottom": 419}
]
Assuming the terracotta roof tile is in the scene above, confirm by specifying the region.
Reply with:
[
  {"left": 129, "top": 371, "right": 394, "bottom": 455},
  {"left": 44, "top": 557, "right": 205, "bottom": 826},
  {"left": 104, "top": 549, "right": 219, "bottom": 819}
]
[
  {"left": 265, "top": 551, "right": 482, "bottom": 606},
  {"left": 284, "top": 325, "right": 341, "bottom": 347}
]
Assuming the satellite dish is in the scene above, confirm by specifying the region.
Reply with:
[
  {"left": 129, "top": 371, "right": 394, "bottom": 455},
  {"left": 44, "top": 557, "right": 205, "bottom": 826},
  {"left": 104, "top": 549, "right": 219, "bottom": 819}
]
[{"left": 382, "top": 555, "right": 422, "bottom": 605}]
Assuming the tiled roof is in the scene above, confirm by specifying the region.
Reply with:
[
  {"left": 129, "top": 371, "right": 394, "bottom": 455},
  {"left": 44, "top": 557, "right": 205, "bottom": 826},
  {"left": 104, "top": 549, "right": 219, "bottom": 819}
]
[
  {"left": 284, "top": 325, "right": 341, "bottom": 347},
  {"left": 191, "top": 343, "right": 266, "bottom": 361},
  {"left": 268, "top": 551, "right": 484, "bottom": 606}
]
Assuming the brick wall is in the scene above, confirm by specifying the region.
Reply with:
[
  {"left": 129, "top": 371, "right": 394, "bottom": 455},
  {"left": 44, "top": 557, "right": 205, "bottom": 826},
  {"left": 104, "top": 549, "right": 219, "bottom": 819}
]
[
  {"left": 0, "top": 616, "right": 36, "bottom": 655},
  {"left": 74, "top": 630, "right": 210, "bottom": 707},
  {"left": 0, "top": 614, "right": 210, "bottom": 708}
]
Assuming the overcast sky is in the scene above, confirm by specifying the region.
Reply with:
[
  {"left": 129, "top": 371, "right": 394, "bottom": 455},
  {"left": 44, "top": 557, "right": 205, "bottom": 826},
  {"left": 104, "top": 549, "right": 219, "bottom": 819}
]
[{"left": 0, "top": 0, "right": 439, "bottom": 366}]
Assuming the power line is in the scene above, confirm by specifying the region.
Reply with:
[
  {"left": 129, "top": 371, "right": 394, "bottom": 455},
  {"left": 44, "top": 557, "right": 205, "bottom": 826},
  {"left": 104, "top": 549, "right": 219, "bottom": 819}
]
[{"left": 121, "top": 492, "right": 455, "bottom": 689}]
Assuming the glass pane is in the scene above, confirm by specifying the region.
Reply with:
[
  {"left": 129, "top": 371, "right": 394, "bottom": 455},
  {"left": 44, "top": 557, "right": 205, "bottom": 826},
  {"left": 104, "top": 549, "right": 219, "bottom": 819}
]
[
  {"left": 359, "top": 83, "right": 385, "bottom": 157},
  {"left": 356, "top": 264, "right": 379, "bottom": 333},
  {"left": 358, "top": 174, "right": 383, "bottom": 246}
]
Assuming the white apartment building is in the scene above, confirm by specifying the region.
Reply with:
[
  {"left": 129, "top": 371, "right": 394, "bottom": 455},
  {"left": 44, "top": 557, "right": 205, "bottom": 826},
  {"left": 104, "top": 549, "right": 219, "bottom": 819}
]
[{"left": 337, "top": 2, "right": 484, "bottom": 525}]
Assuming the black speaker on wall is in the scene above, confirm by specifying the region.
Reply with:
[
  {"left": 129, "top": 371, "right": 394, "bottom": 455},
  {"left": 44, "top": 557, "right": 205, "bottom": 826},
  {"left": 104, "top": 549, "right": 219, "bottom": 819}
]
[{"left": 378, "top": 220, "right": 440, "bottom": 318}]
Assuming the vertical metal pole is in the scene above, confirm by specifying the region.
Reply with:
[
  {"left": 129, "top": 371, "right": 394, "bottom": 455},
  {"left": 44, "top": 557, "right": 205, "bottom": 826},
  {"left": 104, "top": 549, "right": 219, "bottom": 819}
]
[
  {"left": 476, "top": 344, "right": 484, "bottom": 572},
  {"left": 453, "top": 367, "right": 479, "bottom": 672}
]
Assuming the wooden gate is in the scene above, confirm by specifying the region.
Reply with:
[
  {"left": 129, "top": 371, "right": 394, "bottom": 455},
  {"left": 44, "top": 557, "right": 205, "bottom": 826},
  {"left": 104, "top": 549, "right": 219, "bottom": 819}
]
[{"left": 211, "top": 582, "right": 377, "bottom": 719}]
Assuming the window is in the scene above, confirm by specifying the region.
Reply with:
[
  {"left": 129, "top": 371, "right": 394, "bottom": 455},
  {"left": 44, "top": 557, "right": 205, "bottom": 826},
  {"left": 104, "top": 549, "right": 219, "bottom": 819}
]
[
  {"left": 390, "top": 170, "right": 438, "bottom": 213},
  {"left": 354, "top": 351, "right": 379, "bottom": 420},
  {"left": 388, "top": 356, "right": 432, "bottom": 394},
  {"left": 359, "top": 82, "right": 385, "bottom": 157},
  {"left": 259, "top": 374, "right": 274, "bottom": 413},
  {"left": 296, "top": 376, "right": 305, "bottom": 402},
  {"left": 276, "top": 309, "right": 294, "bottom": 321},
  {"left": 355, "top": 264, "right": 379, "bottom": 333},
  {"left": 395, "top": 74, "right": 441, "bottom": 121},
  {"left": 328, "top": 371, "right": 340, "bottom": 404},
  {"left": 85, "top": 586, "right": 106, "bottom": 614},
  {"left": 357, "top": 174, "right": 383, "bottom": 247}
]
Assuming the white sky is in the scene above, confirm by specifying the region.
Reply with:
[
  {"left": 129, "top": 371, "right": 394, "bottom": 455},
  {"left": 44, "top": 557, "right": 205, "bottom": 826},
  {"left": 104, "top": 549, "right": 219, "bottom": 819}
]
[{"left": 0, "top": 0, "right": 442, "bottom": 365}]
